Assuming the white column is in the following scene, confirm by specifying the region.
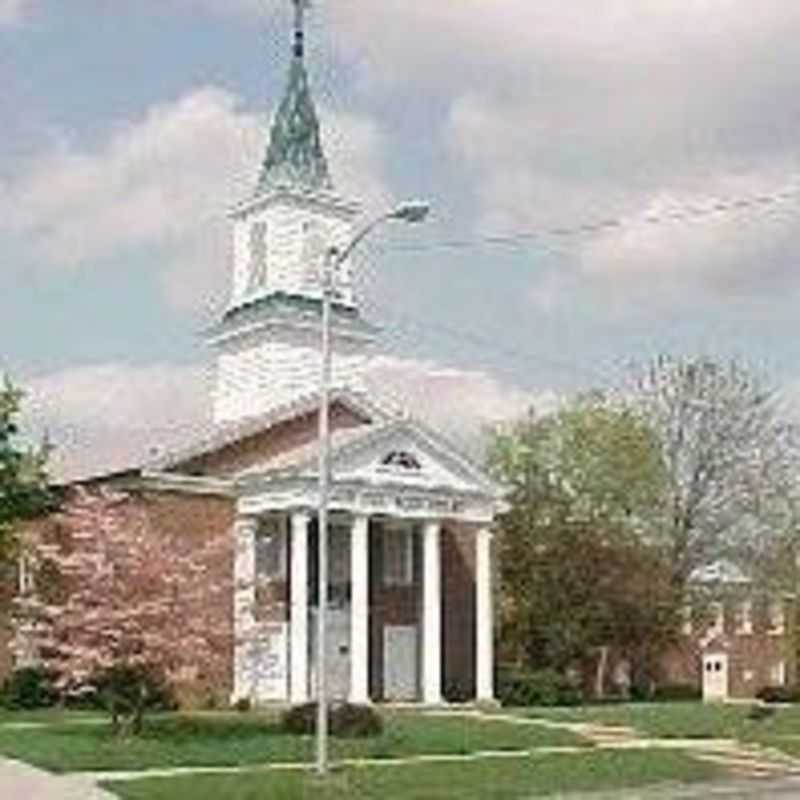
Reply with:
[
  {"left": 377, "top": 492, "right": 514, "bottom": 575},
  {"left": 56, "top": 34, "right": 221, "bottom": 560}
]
[
  {"left": 233, "top": 515, "right": 259, "bottom": 702},
  {"left": 476, "top": 528, "right": 495, "bottom": 702},
  {"left": 423, "top": 520, "right": 442, "bottom": 704},
  {"left": 290, "top": 512, "right": 310, "bottom": 704},
  {"left": 350, "top": 514, "right": 370, "bottom": 704}
]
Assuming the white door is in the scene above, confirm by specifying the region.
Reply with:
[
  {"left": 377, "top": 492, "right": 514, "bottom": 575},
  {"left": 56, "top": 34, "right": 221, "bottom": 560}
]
[
  {"left": 384, "top": 625, "right": 418, "bottom": 701},
  {"left": 703, "top": 653, "right": 729, "bottom": 702},
  {"left": 309, "top": 608, "right": 351, "bottom": 701}
]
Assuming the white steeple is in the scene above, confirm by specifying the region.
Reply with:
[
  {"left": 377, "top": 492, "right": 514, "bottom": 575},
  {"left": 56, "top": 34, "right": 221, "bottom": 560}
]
[{"left": 208, "top": 0, "right": 376, "bottom": 425}]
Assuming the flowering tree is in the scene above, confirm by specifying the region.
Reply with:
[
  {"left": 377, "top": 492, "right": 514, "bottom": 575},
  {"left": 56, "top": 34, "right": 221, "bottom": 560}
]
[{"left": 17, "top": 484, "right": 236, "bottom": 733}]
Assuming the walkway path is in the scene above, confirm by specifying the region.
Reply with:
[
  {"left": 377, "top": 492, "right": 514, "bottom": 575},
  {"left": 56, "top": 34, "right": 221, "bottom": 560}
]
[
  {"left": 424, "top": 708, "right": 800, "bottom": 782},
  {"left": 0, "top": 756, "right": 116, "bottom": 799}
]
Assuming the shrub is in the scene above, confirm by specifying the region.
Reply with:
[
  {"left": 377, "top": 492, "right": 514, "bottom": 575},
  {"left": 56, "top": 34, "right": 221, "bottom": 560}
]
[
  {"left": 281, "top": 702, "right": 383, "bottom": 738},
  {"left": 0, "top": 666, "right": 59, "bottom": 710},
  {"left": 756, "top": 685, "right": 800, "bottom": 704},
  {"left": 233, "top": 697, "right": 252, "bottom": 713},
  {"left": 443, "top": 679, "right": 474, "bottom": 704},
  {"left": 496, "top": 667, "right": 582, "bottom": 707},
  {"left": 91, "top": 663, "right": 177, "bottom": 734},
  {"left": 652, "top": 683, "right": 701, "bottom": 702}
]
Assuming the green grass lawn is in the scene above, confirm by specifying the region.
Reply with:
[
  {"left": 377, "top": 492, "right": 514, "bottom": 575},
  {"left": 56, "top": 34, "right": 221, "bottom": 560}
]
[
  {"left": 520, "top": 702, "right": 800, "bottom": 741},
  {"left": 0, "top": 708, "right": 105, "bottom": 725},
  {"left": 0, "top": 711, "right": 586, "bottom": 773},
  {"left": 103, "top": 750, "right": 720, "bottom": 800}
]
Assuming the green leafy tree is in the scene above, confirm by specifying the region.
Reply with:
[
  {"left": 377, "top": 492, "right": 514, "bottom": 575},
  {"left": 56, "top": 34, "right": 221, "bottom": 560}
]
[
  {"left": 0, "top": 379, "right": 52, "bottom": 565},
  {"left": 490, "top": 397, "right": 678, "bottom": 695}
]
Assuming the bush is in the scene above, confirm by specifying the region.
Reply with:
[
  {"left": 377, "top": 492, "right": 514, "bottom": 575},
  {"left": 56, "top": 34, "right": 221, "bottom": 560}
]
[
  {"left": 496, "top": 667, "right": 582, "bottom": 707},
  {"left": 652, "top": 683, "right": 701, "bottom": 702},
  {"left": 756, "top": 685, "right": 800, "bottom": 704},
  {"left": 281, "top": 702, "right": 383, "bottom": 738},
  {"left": 443, "top": 679, "right": 474, "bottom": 704},
  {"left": 0, "top": 667, "right": 59, "bottom": 710},
  {"left": 233, "top": 697, "right": 251, "bottom": 713},
  {"left": 91, "top": 663, "right": 177, "bottom": 734}
]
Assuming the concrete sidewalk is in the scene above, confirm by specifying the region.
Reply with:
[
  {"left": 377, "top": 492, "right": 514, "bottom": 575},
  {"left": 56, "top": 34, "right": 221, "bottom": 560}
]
[{"left": 0, "top": 757, "right": 115, "bottom": 799}]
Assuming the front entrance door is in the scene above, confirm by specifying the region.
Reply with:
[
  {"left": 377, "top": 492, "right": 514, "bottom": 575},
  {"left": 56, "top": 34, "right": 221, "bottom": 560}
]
[
  {"left": 703, "top": 653, "right": 729, "bottom": 702},
  {"left": 384, "top": 625, "right": 418, "bottom": 701},
  {"left": 310, "top": 608, "right": 351, "bottom": 701}
]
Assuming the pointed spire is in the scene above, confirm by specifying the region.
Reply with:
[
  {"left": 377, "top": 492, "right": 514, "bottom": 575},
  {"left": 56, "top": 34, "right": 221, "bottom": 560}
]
[{"left": 257, "top": 0, "right": 332, "bottom": 195}]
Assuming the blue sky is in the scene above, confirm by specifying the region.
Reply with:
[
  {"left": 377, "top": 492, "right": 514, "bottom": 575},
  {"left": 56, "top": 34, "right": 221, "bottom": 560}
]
[{"left": 4, "top": 0, "right": 800, "bottom": 476}]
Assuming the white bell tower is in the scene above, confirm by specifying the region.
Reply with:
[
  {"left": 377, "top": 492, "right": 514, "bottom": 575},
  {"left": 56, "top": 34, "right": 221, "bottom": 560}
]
[{"left": 209, "top": 0, "right": 377, "bottom": 424}]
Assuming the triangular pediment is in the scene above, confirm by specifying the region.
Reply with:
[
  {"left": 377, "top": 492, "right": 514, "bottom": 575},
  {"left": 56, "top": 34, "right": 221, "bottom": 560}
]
[
  {"left": 332, "top": 422, "right": 496, "bottom": 495},
  {"left": 247, "top": 417, "right": 502, "bottom": 498}
]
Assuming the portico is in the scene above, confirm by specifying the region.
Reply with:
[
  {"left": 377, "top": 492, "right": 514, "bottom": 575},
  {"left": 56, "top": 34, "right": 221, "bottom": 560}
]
[{"left": 231, "top": 416, "right": 502, "bottom": 706}]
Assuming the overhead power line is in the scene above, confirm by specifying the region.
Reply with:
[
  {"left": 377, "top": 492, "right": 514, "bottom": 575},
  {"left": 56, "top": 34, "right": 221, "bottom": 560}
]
[{"left": 376, "top": 183, "right": 800, "bottom": 255}]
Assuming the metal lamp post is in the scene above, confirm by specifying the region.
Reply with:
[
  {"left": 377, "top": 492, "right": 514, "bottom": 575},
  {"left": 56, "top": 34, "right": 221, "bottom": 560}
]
[{"left": 315, "top": 200, "right": 430, "bottom": 776}]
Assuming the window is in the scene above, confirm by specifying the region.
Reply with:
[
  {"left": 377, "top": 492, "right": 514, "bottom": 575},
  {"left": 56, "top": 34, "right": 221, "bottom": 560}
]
[
  {"left": 302, "top": 219, "right": 326, "bottom": 290},
  {"left": 381, "top": 451, "right": 422, "bottom": 471},
  {"left": 18, "top": 553, "right": 34, "bottom": 595},
  {"left": 383, "top": 527, "right": 414, "bottom": 586},
  {"left": 329, "top": 526, "right": 350, "bottom": 587},
  {"left": 768, "top": 600, "right": 785, "bottom": 636},
  {"left": 707, "top": 602, "right": 725, "bottom": 638},
  {"left": 247, "top": 221, "right": 268, "bottom": 291},
  {"left": 770, "top": 661, "right": 786, "bottom": 686},
  {"left": 255, "top": 520, "right": 286, "bottom": 581},
  {"left": 680, "top": 604, "right": 693, "bottom": 636},
  {"left": 736, "top": 600, "right": 753, "bottom": 635}
]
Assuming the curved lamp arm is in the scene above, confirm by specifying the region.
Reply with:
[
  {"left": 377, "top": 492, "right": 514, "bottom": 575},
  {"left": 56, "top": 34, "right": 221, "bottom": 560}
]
[{"left": 329, "top": 200, "right": 431, "bottom": 268}]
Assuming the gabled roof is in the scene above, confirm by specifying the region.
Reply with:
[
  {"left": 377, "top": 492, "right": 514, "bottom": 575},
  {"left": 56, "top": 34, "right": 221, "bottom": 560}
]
[{"left": 150, "top": 387, "right": 393, "bottom": 473}]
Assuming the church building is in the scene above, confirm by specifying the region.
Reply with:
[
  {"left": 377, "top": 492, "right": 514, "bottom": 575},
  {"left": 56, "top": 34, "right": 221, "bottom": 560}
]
[{"left": 4, "top": 3, "right": 505, "bottom": 707}]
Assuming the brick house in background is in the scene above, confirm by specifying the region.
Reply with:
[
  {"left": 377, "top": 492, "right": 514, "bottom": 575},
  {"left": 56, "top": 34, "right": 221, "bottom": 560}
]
[
  {"left": 1, "top": 6, "right": 505, "bottom": 707},
  {"left": 660, "top": 561, "right": 796, "bottom": 701}
]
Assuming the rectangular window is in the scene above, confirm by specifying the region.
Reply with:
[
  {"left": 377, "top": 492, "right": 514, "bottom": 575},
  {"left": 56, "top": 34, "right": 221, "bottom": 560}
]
[
  {"left": 681, "top": 604, "right": 693, "bottom": 636},
  {"left": 255, "top": 519, "right": 286, "bottom": 581},
  {"left": 770, "top": 661, "right": 786, "bottom": 686},
  {"left": 736, "top": 600, "right": 753, "bottom": 635},
  {"left": 18, "top": 553, "right": 34, "bottom": 595},
  {"left": 383, "top": 527, "right": 414, "bottom": 587},
  {"left": 329, "top": 526, "right": 350, "bottom": 587},
  {"left": 768, "top": 601, "right": 785, "bottom": 636},
  {"left": 707, "top": 602, "right": 725, "bottom": 638}
]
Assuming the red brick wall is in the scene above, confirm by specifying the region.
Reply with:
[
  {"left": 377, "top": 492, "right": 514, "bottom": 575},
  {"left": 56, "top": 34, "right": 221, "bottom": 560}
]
[
  {"left": 6, "top": 485, "right": 237, "bottom": 709},
  {"left": 441, "top": 523, "right": 476, "bottom": 698},
  {"left": 660, "top": 597, "right": 797, "bottom": 698},
  {"left": 368, "top": 521, "right": 422, "bottom": 700},
  {"left": 365, "top": 521, "right": 478, "bottom": 701},
  {"left": 134, "top": 489, "right": 237, "bottom": 707}
]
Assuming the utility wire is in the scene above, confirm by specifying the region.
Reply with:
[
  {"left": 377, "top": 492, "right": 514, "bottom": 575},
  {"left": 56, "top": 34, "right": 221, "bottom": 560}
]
[{"left": 372, "top": 183, "right": 800, "bottom": 255}]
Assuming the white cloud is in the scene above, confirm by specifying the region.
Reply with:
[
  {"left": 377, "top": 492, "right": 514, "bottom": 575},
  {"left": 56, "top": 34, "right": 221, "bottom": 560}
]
[
  {"left": 24, "top": 362, "right": 213, "bottom": 482},
  {"left": 24, "top": 355, "right": 546, "bottom": 482},
  {"left": 578, "top": 169, "right": 800, "bottom": 305},
  {"left": 0, "top": 0, "right": 29, "bottom": 26},
  {"left": 1, "top": 87, "right": 391, "bottom": 315}
]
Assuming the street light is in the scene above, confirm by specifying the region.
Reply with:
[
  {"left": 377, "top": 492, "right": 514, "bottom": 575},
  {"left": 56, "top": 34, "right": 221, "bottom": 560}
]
[{"left": 315, "top": 200, "right": 430, "bottom": 776}]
